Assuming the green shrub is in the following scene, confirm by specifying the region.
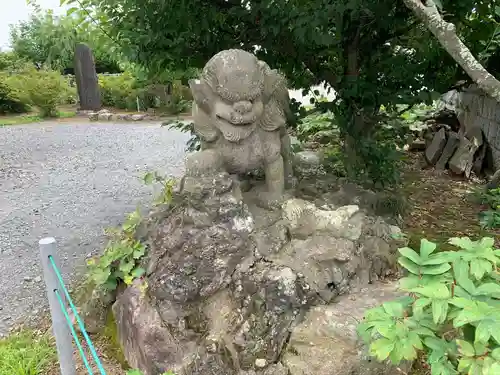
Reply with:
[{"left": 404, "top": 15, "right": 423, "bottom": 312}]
[
  {"left": 4, "top": 66, "right": 72, "bottom": 117},
  {"left": 26, "top": 69, "right": 70, "bottom": 117},
  {"left": 296, "top": 111, "right": 337, "bottom": 141},
  {"left": 99, "top": 73, "right": 193, "bottom": 113},
  {"left": 0, "top": 78, "right": 29, "bottom": 114},
  {"left": 99, "top": 72, "right": 136, "bottom": 109},
  {"left": 0, "top": 52, "right": 27, "bottom": 72},
  {"left": 358, "top": 236, "right": 500, "bottom": 374}
]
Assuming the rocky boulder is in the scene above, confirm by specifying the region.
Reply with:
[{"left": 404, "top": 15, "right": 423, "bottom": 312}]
[
  {"left": 112, "top": 171, "right": 407, "bottom": 375},
  {"left": 283, "top": 282, "right": 411, "bottom": 375}
]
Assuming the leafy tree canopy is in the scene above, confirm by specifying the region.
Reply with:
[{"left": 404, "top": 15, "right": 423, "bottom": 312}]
[
  {"left": 62, "top": 0, "right": 500, "bottom": 93},
  {"left": 61, "top": 0, "right": 500, "bottom": 185},
  {"left": 9, "top": 7, "right": 121, "bottom": 74}
]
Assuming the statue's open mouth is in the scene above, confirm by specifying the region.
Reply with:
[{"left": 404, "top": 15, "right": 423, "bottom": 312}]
[{"left": 216, "top": 113, "right": 257, "bottom": 126}]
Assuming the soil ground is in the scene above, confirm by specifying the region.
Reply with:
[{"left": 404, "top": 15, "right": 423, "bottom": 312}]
[{"left": 401, "top": 152, "right": 500, "bottom": 247}]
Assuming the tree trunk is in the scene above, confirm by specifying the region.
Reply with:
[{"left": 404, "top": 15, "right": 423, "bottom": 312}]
[
  {"left": 74, "top": 43, "right": 101, "bottom": 111},
  {"left": 403, "top": 0, "right": 500, "bottom": 102}
]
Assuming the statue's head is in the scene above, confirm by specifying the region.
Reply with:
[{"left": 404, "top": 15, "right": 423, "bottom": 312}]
[{"left": 190, "top": 49, "right": 288, "bottom": 142}]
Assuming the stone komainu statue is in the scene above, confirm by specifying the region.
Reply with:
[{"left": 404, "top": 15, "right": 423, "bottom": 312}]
[{"left": 186, "top": 49, "right": 294, "bottom": 204}]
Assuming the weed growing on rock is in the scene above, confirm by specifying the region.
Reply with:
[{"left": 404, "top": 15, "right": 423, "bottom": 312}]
[
  {"left": 358, "top": 237, "right": 500, "bottom": 374},
  {"left": 87, "top": 171, "right": 175, "bottom": 291},
  {"left": 142, "top": 171, "right": 176, "bottom": 205},
  {"left": 87, "top": 209, "right": 146, "bottom": 290}
]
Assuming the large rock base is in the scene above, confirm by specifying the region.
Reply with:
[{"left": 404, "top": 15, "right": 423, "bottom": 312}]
[{"left": 112, "top": 172, "right": 407, "bottom": 375}]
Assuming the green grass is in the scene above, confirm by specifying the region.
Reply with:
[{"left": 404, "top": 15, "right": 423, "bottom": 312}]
[
  {"left": 0, "top": 110, "right": 76, "bottom": 126},
  {"left": 0, "top": 114, "right": 42, "bottom": 126},
  {"left": 0, "top": 330, "right": 56, "bottom": 375}
]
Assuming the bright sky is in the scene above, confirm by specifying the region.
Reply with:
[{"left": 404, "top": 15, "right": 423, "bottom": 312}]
[{"left": 0, "top": 0, "right": 68, "bottom": 50}]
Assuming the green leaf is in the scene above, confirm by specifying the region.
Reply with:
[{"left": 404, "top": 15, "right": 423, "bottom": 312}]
[
  {"left": 412, "top": 326, "right": 435, "bottom": 337},
  {"left": 491, "top": 348, "right": 500, "bottom": 361},
  {"left": 490, "top": 363, "right": 500, "bottom": 375},
  {"left": 479, "top": 237, "right": 495, "bottom": 249},
  {"left": 473, "top": 341, "right": 488, "bottom": 356},
  {"left": 475, "top": 283, "right": 500, "bottom": 297},
  {"left": 428, "top": 360, "right": 457, "bottom": 375},
  {"left": 453, "top": 259, "right": 476, "bottom": 294},
  {"left": 420, "top": 238, "right": 437, "bottom": 258},
  {"left": 369, "top": 338, "right": 395, "bottom": 361},
  {"left": 474, "top": 320, "right": 492, "bottom": 343},
  {"left": 143, "top": 172, "right": 155, "bottom": 185},
  {"left": 388, "top": 341, "right": 403, "bottom": 364},
  {"left": 420, "top": 263, "right": 451, "bottom": 275},
  {"left": 453, "top": 306, "right": 486, "bottom": 327},
  {"left": 457, "top": 358, "right": 473, "bottom": 372},
  {"left": 456, "top": 339, "right": 475, "bottom": 357},
  {"left": 470, "top": 259, "right": 492, "bottom": 280},
  {"left": 383, "top": 301, "right": 405, "bottom": 318},
  {"left": 365, "top": 306, "right": 390, "bottom": 320},
  {"left": 119, "top": 260, "right": 135, "bottom": 274},
  {"left": 413, "top": 297, "right": 432, "bottom": 317},
  {"left": 133, "top": 246, "right": 146, "bottom": 259},
  {"left": 394, "top": 321, "right": 410, "bottom": 339},
  {"left": 491, "top": 323, "right": 500, "bottom": 345},
  {"left": 411, "top": 283, "right": 450, "bottom": 299},
  {"left": 422, "top": 251, "right": 459, "bottom": 265},
  {"left": 407, "top": 331, "right": 423, "bottom": 350},
  {"left": 449, "top": 297, "right": 475, "bottom": 309},
  {"left": 103, "top": 278, "right": 118, "bottom": 291},
  {"left": 400, "top": 339, "right": 418, "bottom": 360},
  {"left": 398, "top": 256, "right": 420, "bottom": 275},
  {"left": 66, "top": 7, "right": 79, "bottom": 16},
  {"left": 131, "top": 267, "right": 146, "bottom": 278},
  {"left": 398, "top": 275, "right": 422, "bottom": 289},
  {"left": 424, "top": 336, "right": 450, "bottom": 353},
  {"left": 372, "top": 322, "right": 396, "bottom": 340},
  {"left": 357, "top": 322, "right": 374, "bottom": 342},
  {"left": 398, "top": 247, "right": 422, "bottom": 265},
  {"left": 431, "top": 300, "right": 448, "bottom": 324},
  {"left": 449, "top": 237, "right": 475, "bottom": 251},
  {"left": 92, "top": 267, "right": 111, "bottom": 284}
]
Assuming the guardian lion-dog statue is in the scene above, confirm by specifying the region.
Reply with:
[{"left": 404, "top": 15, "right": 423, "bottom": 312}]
[{"left": 185, "top": 49, "right": 294, "bottom": 207}]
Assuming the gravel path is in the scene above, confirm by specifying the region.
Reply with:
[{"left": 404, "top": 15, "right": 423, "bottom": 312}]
[{"left": 0, "top": 120, "right": 189, "bottom": 335}]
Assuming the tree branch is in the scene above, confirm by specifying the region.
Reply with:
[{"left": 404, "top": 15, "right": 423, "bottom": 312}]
[{"left": 403, "top": 0, "right": 500, "bottom": 102}]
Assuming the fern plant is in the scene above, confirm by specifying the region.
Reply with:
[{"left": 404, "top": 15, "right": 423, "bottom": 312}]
[{"left": 358, "top": 237, "right": 500, "bottom": 375}]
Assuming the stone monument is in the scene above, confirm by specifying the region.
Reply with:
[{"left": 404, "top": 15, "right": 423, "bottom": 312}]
[
  {"left": 74, "top": 43, "right": 101, "bottom": 111},
  {"left": 186, "top": 49, "right": 294, "bottom": 207}
]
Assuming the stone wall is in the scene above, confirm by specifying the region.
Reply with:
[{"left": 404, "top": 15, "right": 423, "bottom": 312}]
[{"left": 441, "top": 85, "right": 500, "bottom": 170}]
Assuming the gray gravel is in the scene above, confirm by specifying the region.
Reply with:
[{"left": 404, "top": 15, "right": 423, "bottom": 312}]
[{"left": 0, "top": 120, "right": 189, "bottom": 335}]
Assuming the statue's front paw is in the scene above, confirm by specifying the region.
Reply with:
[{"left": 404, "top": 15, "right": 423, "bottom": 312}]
[{"left": 185, "top": 149, "right": 223, "bottom": 177}]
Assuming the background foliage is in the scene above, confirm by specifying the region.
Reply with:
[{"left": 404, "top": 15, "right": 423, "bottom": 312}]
[
  {"left": 9, "top": 8, "right": 120, "bottom": 73},
  {"left": 58, "top": 0, "right": 500, "bottom": 186}
]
